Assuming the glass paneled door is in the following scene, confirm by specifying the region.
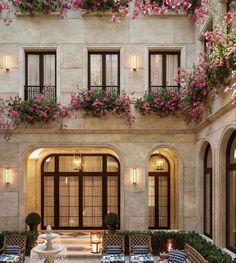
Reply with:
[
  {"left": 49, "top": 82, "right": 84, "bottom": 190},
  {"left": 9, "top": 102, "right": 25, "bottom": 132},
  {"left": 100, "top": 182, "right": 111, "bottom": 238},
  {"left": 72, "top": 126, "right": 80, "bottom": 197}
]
[
  {"left": 148, "top": 154, "right": 170, "bottom": 229},
  {"left": 41, "top": 154, "right": 120, "bottom": 229}
]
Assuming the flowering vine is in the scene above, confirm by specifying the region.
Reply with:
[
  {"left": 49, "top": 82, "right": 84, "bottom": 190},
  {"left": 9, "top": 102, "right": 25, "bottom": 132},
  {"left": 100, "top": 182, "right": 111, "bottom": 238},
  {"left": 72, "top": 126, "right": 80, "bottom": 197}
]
[
  {"left": 0, "top": 0, "right": 212, "bottom": 24},
  {"left": 134, "top": 88, "right": 180, "bottom": 117},
  {"left": 0, "top": 93, "right": 71, "bottom": 140},
  {"left": 176, "top": 14, "right": 236, "bottom": 123},
  {"left": 71, "top": 89, "right": 135, "bottom": 125}
]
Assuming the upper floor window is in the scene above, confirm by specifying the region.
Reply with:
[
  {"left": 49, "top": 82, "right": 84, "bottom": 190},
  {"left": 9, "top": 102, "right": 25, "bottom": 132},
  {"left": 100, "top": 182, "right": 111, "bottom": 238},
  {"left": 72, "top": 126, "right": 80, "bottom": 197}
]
[
  {"left": 88, "top": 51, "right": 120, "bottom": 94},
  {"left": 25, "top": 51, "right": 56, "bottom": 101},
  {"left": 149, "top": 51, "right": 180, "bottom": 92}
]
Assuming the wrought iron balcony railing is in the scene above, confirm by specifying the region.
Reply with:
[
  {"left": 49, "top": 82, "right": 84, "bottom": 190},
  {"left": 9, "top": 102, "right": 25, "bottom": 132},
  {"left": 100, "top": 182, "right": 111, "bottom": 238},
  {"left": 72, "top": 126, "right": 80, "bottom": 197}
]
[{"left": 24, "top": 85, "right": 56, "bottom": 101}]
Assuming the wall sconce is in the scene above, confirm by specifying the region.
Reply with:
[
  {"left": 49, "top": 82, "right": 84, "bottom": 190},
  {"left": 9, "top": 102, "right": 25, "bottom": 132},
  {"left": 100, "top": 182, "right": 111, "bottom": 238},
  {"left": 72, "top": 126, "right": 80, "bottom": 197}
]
[
  {"left": 5, "top": 168, "right": 10, "bottom": 184},
  {"left": 234, "top": 148, "right": 236, "bottom": 159},
  {"left": 132, "top": 168, "right": 137, "bottom": 184},
  {"left": 132, "top": 55, "right": 137, "bottom": 71},
  {"left": 5, "top": 56, "right": 10, "bottom": 72}
]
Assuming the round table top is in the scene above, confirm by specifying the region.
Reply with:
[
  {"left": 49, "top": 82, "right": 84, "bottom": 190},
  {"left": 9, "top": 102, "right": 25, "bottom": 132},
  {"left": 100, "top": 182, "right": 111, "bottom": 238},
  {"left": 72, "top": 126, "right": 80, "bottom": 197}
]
[{"left": 32, "top": 244, "right": 65, "bottom": 256}]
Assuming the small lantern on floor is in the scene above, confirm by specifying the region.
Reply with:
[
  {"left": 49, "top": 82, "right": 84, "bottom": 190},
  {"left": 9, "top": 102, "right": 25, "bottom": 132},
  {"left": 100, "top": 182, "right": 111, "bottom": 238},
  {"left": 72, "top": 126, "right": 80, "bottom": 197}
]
[
  {"left": 90, "top": 231, "right": 101, "bottom": 253},
  {"left": 166, "top": 239, "right": 174, "bottom": 252}
]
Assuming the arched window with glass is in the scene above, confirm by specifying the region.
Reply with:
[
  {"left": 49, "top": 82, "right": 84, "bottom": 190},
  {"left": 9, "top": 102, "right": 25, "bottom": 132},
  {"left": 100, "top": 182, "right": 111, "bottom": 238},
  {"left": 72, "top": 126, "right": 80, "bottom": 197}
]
[
  {"left": 148, "top": 153, "right": 170, "bottom": 229},
  {"left": 226, "top": 130, "right": 236, "bottom": 252},
  {"left": 41, "top": 153, "right": 120, "bottom": 229},
  {"left": 204, "top": 143, "right": 212, "bottom": 238}
]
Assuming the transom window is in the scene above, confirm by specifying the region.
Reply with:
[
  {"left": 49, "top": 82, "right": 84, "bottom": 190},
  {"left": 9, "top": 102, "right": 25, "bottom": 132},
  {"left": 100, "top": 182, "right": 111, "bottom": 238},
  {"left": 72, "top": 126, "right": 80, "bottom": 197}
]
[
  {"left": 88, "top": 51, "right": 120, "bottom": 94},
  {"left": 226, "top": 131, "right": 236, "bottom": 252},
  {"left": 25, "top": 51, "right": 56, "bottom": 101},
  {"left": 149, "top": 51, "right": 180, "bottom": 92},
  {"left": 41, "top": 153, "right": 120, "bottom": 229}
]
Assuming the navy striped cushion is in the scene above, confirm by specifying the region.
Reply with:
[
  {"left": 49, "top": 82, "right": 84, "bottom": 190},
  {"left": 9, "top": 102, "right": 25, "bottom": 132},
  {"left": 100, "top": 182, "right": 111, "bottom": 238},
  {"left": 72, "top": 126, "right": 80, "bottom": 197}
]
[
  {"left": 106, "top": 245, "right": 122, "bottom": 254},
  {"left": 168, "top": 249, "right": 187, "bottom": 263},
  {"left": 133, "top": 245, "right": 149, "bottom": 255},
  {"left": 5, "top": 245, "right": 20, "bottom": 255}
]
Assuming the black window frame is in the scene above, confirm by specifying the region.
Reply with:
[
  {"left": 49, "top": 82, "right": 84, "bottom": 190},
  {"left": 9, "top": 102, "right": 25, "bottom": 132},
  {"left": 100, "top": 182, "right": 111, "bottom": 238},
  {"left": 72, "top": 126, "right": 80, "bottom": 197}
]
[
  {"left": 149, "top": 51, "right": 180, "bottom": 92},
  {"left": 226, "top": 130, "right": 236, "bottom": 253},
  {"left": 41, "top": 153, "right": 120, "bottom": 230},
  {"left": 148, "top": 154, "right": 171, "bottom": 230},
  {"left": 25, "top": 51, "right": 57, "bottom": 101},
  {"left": 204, "top": 143, "right": 213, "bottom": 238},
  {"left": 88, "top": 51, "right": 120, "bottom": 94}
]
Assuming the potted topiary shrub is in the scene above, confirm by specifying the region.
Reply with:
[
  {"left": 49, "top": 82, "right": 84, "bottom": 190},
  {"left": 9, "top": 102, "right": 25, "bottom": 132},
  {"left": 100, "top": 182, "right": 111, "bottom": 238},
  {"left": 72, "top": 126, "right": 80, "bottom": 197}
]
[
  {"left": 25, "top": 212, "right": 41, "bottom": 232},
  {"left": 104, "top": 212, "right": 119, "bottom": 232}
]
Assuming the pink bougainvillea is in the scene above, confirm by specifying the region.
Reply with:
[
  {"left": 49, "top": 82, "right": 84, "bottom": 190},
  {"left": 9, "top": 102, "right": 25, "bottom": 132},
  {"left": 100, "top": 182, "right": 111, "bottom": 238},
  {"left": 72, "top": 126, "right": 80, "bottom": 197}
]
[
  {"left": 134, "top": 88, "right": 180, "bottom": 117},
  {"left": 71, "top": 89, "right": 135, "bottom": 125},
  {"left": 0, "top": 93, "right": 70, "bottom": 128}
]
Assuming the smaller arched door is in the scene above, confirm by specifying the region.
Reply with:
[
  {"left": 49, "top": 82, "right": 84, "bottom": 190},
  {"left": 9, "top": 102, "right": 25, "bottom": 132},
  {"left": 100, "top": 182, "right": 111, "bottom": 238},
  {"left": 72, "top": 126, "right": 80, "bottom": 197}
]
[
  {"left": 226, "top": 130, "right": 236, "bottom": 252},
  {"left": 148, "top": 153, "right": 170, "bottom": 229},
  {"left": 204, "top": 143, "right": 212, "bottom": 238}
]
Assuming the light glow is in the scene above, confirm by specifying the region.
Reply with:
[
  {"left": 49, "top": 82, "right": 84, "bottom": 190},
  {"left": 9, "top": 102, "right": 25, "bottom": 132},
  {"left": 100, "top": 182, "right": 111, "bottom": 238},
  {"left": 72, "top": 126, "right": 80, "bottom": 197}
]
[
  {"left": 133, "top": 55, "right": 137, "bottom": 71},
  {"left": 133, "top": 168, "right": 137, "bottom": 184},
  {"left": 5, "top": 55, "right": 9, "bottom": 72},
  {"left": 5, "top": 168, "right": 10, "bottom": 184}
]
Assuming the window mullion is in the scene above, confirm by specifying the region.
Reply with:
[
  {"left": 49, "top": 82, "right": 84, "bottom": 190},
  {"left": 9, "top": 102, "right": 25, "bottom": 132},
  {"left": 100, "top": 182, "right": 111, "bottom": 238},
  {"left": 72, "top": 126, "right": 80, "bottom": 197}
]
[
  {"left": 102, "top": 53, "right": 106, "bottom": 91},
  {"left": 163, "top": 54, "right": 166, "bottom": 88},
  {"left": 40, "top": 54, "right": 44, "bottom": 94}
]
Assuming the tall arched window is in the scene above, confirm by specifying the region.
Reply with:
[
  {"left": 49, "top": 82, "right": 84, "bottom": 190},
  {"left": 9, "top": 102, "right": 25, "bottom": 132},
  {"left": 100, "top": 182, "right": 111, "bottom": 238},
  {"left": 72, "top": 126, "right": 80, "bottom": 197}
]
[
  {"left": 226, "top": 130, "right": 236, "bottom": 252},
  {"left": 148, "top": 153, "right": 170, "bottom": 229},
  {"left": 204, "top": 143, "right": 212, "bottom": 238},
  {"left": 41, "top": 153, "right": 120, "bottom": 229}
]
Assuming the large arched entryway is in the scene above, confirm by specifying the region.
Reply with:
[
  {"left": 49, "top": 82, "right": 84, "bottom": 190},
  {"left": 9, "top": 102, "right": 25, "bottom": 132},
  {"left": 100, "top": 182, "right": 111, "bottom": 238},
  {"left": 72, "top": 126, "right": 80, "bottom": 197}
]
[{"left": 24, "top": 147, "right": 120, "bottom": 230}]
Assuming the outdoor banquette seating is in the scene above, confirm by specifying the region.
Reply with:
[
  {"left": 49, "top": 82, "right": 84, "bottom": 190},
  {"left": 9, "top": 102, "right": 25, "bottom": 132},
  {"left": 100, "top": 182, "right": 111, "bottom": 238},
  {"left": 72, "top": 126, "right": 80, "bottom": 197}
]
[
  {"left": 0, "top": 235, "right": 27, "bottom": 263},
  {"left": 129, "top": 235, "right": 154, "bottom": 263},
  {"left": 166, "top": 244, "right": 208, "bottom": 263},
  {"left": 101, "top": 235, "right": 125, "bottom": 263},
  {"left": 185, "top": 243, "right": 208, "bottom": 263}
]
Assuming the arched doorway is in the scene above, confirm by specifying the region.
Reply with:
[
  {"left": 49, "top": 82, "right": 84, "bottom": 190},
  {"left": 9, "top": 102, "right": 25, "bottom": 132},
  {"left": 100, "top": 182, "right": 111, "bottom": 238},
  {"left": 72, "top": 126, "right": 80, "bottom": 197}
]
[
  {"left": 203, "top": 143, "right": 213, "bottom": 238},
  {"left": 41, "top": 153, "right": 120, "bottom": 229},
  {"left": 226, "top": 130, "right": 236, "bottom": 252},
  {"left": 148, "top": 153, "right": 170, "bottom": 229}
]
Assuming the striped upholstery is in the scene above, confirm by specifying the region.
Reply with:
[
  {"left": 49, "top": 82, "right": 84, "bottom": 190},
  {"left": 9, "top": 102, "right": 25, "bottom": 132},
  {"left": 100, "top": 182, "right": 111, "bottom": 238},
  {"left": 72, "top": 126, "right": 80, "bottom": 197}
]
[
  {"left": 168, "top": 249, "right": 187, "bottom": 263},
  {"left": 5, "top": 245, "right": 20, "bottom": 255},
  {"left": 106, "top": 245, "right": 122, "bottom": 254},
  {"left": 130, "top": 255, "right": 154, "bottom": 263},
  {"left": 0, "top": 254, "right": 20, "bottom": 263},
  {"left": 101, "top": 255, "right": 125, "bottom": 263},
  {"left": 133, "top": 245, "right": 149, "bottom": 255}
]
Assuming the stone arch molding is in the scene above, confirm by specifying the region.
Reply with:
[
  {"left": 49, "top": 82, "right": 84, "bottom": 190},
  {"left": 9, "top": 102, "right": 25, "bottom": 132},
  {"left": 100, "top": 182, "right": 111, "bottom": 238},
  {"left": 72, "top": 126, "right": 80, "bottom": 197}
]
[
  {"left": 19, "top": 143, "right": 124, "bottom": 231},
  {"left": 216, "top": 125, "right": 236, "bottom": 247}
]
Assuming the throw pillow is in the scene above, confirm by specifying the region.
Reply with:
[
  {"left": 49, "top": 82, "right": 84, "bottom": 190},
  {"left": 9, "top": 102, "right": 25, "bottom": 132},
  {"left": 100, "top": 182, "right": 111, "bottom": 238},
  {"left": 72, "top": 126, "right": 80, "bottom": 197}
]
[
  {"left": 133, "top": 245, "right": 149, "bottom": 255},
  {"left": 106, "top": 245, "right": 122, "bottom": 254},
  {"left": 168, "top": 249, "right": 187, "bottom": 263},
  {"left": 5, "top": 245, "right": 20, "bottom": 255}
]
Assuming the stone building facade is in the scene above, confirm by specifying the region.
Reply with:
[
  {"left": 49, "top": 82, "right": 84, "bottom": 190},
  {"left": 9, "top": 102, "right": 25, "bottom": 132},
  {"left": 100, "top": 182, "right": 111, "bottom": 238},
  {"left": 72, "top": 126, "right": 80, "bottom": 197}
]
[{"left": 0, "top": 1, "right": 235, "bottom": 254}]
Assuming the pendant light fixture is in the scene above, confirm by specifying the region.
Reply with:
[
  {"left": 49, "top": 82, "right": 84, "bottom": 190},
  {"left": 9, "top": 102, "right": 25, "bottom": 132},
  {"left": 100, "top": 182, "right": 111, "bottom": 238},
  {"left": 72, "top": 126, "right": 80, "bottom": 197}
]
[{"left": 73, "top": 152, "right": 82, "bottom": 171}]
